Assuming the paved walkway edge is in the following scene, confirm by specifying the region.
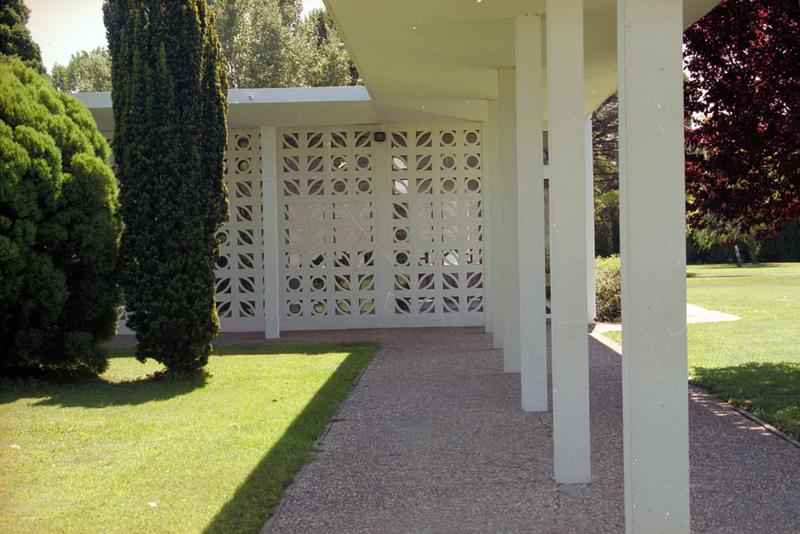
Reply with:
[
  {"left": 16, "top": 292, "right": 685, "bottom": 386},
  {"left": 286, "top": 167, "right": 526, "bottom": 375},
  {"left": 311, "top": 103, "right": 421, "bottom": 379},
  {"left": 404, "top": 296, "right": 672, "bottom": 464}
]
[
  {"left": 260, "top": 343, "right": 385, "bottom": 533},
  {"left": 591, "top": 330, "right": 800, "bottom": 450},
  {"left": 689, "top": 381, "right": 800, "bottom": 450}
]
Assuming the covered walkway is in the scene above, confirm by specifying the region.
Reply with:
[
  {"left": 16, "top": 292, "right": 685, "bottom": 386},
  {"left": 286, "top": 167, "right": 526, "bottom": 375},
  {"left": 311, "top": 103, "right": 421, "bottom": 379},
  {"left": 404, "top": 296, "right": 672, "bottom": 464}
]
[{"left": 264, "top": 328, "right": 800, "bottom": 533}]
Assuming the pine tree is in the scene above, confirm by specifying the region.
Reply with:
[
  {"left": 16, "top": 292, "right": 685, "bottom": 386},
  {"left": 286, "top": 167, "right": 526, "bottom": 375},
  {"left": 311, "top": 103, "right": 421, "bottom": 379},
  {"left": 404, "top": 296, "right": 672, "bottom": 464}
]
[{"left": 104, "top": 0, "right": 228, "bottom": 374}]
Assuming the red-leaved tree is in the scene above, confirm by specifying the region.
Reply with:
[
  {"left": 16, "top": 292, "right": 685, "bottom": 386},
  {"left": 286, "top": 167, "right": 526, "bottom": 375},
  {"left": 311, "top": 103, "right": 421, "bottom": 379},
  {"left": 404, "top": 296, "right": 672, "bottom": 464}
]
[{"left": 684, "top": 0, "right": 800, "bottom": 237}]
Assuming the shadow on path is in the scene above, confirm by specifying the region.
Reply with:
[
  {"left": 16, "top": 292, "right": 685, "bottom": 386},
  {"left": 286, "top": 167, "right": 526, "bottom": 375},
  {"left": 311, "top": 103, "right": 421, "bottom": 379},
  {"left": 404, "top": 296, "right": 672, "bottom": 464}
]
[{"left": 692, "top": 361, "right": 800, "bottom": 441}]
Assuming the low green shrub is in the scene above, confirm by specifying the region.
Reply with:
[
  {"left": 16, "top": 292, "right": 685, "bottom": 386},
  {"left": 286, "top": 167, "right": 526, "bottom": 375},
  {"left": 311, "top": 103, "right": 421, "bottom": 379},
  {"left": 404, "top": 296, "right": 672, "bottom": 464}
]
[
  {"left": 595, "top": 255, "right": 621, "bottom": 322},
  {"left": 0, "top": 57, "right": 121, "bottom": 376}
]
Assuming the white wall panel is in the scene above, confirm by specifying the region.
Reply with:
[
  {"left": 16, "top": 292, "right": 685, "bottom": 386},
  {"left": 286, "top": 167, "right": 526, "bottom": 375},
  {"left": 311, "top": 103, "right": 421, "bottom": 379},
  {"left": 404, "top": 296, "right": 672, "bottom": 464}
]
[{"left": 277, "top": 124, "right": 485, "bottom": 330}]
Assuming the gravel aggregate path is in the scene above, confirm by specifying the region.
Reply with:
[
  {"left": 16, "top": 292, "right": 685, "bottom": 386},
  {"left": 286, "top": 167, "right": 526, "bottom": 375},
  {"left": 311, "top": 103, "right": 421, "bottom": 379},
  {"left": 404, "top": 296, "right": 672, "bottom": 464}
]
[{"left": 219, "top": 327, "right": 798, "bottom": 533}]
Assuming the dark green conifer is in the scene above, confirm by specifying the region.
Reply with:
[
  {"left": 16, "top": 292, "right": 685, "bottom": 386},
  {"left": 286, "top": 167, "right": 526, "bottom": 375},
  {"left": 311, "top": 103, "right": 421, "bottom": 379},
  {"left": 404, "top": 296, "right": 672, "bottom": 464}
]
[
  {"left": 104, "top": 0, "right": 228, "bottom": 373},
  {"left": 0, "top": 57, "right": 121, "bottom": 376},
  {"left": 0, "top": 0, "right": 45, "bottom": 73}
]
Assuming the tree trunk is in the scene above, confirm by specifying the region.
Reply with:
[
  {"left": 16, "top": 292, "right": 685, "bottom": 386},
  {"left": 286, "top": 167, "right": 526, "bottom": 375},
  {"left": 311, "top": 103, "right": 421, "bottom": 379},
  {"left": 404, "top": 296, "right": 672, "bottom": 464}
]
[
  {"left": 744, "top": 234, "right": 760, "bottom": 265},
  {"left": 734, "top": 244, "right": 743, "bottom": 267}
]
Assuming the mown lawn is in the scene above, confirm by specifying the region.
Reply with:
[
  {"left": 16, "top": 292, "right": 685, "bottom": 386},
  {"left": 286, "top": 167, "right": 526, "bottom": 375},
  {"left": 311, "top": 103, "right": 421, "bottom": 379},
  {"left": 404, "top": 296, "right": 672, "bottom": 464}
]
[
  {"left": 0, "top": 342, "right": 377, "bottom": 534},
  {"left": 603, "top": 262, "right": 800, "bottom": 440}
]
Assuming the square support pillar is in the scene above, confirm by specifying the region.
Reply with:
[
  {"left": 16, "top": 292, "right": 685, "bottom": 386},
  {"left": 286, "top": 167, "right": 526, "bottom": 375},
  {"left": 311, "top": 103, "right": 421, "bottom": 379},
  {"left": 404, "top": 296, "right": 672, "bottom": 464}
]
[
  {"left": 585, "top": 116, "right": 596, "bottom": 324},
  {"left": 546, "top": 0, "right": 591, "bottom": 483},
  {"left": 617, "top": 0, "right": 690, "bottom": 531},
  {"left": 482, "top": 115, "right": 494, "bottom": 336},
  {"left": 515, "top": 15, "right": 548, "bottom": 411},
  {"left": 261, "top": 126, "right": 280, "bottom": 339},
  {"left": 499, "top": 67, "right": 520, "bottom": 370},
  {"left": 487, "top": 100, "right": 505, "bottom": 348}
]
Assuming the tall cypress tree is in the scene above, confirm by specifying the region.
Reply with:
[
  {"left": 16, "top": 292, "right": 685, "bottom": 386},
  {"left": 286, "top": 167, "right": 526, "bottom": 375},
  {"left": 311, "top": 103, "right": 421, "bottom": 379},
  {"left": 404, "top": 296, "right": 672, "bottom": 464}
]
[{"left": 104, "top": 0, "right": 228, "bottom": 373}]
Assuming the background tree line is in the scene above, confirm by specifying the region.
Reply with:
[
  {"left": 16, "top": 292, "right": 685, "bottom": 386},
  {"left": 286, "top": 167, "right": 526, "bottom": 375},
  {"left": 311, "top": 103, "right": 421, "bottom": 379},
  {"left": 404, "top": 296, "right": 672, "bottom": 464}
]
[
  {"left": 592, "top": 0, "right": 799, "bottom": 265},
  {"left": 51, "top": 0, "right": 357, "bottom": 93}
]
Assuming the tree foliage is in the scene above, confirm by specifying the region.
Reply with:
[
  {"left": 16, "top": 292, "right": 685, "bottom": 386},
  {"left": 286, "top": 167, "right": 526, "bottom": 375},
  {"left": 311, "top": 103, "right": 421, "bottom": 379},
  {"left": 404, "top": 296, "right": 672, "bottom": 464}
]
[
  {"left": 105, "top": 0, "right": 228, "bottom": 374},
  {"left": 591, "top": 95, "right": 620, "bottom": 256},
  {"left": 688, "top": 213, "right": 766, "bottom": 266},
  {"left": 594, "top": 189, "right": 619, "bottom": 257},
  {"left": 47, "top": 2, "right": 357, "bottom": 93},
  {"left": 295, "top": 8, "right": 357, "bottom": 87},
  {"left": 0, "top": 57, "right": 121, "bottom": 375},
  {"left": 211, "top": 0, "right": 357, "bottom": 88},
  {"left": 212, "top": 0, "right": 296, "bottom": 88},
  {"left": 51, "top": 47, "right": 112, "bottom": 93},
  {"left": 684, "top": 0, "right": 800, "bottom": 237},
  {"left": 0, "top": 0, "right": 44, "bottom": 73},
  {"left": 595, "top": 255, "right": 621, "bottom": 322},
  {"left": 592, "top": 94, "right": 618, "bottom": 190}
]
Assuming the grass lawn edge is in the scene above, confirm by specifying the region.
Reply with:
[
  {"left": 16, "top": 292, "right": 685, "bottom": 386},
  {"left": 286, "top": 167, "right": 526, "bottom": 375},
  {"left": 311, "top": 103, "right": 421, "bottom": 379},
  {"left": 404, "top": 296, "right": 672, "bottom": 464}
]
[{"left": 0, "top": 341, "right": 380, "bottom": 534}]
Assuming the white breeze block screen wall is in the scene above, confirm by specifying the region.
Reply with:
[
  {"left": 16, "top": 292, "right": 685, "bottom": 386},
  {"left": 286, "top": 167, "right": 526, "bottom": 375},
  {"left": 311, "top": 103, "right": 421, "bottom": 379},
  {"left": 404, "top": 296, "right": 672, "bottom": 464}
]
[
  {"left": 278, "top": 124, "right": 485, "bottom": 330},
  {"left": 214, "top": 129, "right": 266, "bottom": 332},
  {"left": 115, "top": 123, "right": 484, "bottom": 335},
  {"left": 115, "top": 128, "right": 265, "bottom": 334}
]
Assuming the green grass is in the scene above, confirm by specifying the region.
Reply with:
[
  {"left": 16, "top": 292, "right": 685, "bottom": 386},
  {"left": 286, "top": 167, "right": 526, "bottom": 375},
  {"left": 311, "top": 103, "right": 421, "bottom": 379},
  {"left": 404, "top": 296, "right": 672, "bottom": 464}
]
[
  {"left": 601, "top": 262, "right": 800, "bottom": 440},
  {"left": 0, "top": 342, "right": 377, "bottom": 534}
]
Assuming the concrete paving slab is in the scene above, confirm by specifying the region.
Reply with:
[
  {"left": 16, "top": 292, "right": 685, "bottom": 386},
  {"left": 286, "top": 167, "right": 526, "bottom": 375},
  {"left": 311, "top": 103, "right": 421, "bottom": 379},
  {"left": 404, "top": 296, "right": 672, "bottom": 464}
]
[
  {"left": 686, "top": 303, "right": 740, "bottom": 323},
  {"left": 594, "top": 303, "right": 740, "bottom": 335}
]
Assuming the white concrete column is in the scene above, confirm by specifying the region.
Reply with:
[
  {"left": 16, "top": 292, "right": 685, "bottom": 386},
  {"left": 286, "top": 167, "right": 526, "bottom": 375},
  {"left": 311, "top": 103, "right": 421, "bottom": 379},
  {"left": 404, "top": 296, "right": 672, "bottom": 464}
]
[
  {"left": 482, "top": 116, "right": 494, "bottom": 335},
  {"left": 585, "top": 116, "right": 596, "bottom": 323},
  {"left": 617, "top": 0, "right": 690, "bottom": 531},
  {"left": 487, "top": 100, "right": 505, "bottom": 348},
  {"left": 515, "top": 15, "right": 548, "bottom": 411},
  {"left": 261, "top": 126, "right": 280, "bottom": 339},
  {"left": 547, "top": 0, "right": 591, "bottom": 483},
  {"left": 499, "top": 68, "right": 519, "bottom": 369}
]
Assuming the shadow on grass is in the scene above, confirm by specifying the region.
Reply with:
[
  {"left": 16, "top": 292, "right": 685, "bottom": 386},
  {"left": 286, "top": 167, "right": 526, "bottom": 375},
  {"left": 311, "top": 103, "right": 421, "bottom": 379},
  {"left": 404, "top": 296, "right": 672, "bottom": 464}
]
[
  {"left": 201, "top": 342, "right": 377, "bottom": 534},
  {"left": 688, "top": 263, "right": 785, "bottom": 278},
  {"left": 691, "top": 263, "right": 782, "bottom": 270},
  {"left": 0, "top": 344, "right": 368, "bottom": 408},
  {"left": 0, "top": 371, "right": 209, "bottom": 408},
  {"left": 692, "top": 361, "right": 800, "bottom": 441}
]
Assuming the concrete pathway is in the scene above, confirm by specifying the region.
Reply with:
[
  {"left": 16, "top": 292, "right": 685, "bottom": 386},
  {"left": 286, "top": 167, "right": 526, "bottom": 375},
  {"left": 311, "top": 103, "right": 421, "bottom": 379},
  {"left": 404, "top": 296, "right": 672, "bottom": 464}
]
[
  {"left": 686, "top": 303, "right": 740, "bottom": 324},
  {"left": 595, "top": 303, "right": 740, "bottom": 334},
  {"left": 264, "top": 328, "right": 800, "bottom": 533}
]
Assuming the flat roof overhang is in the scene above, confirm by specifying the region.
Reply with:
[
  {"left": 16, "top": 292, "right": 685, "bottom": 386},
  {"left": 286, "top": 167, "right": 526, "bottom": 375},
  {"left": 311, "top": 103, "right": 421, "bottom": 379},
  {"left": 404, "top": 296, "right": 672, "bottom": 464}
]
[
  {"left": 77, "top": 86, "right": 382, "bottom": 132},
  {"left": 324, "top": 0, "right": 721, "bottom": 121}
]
